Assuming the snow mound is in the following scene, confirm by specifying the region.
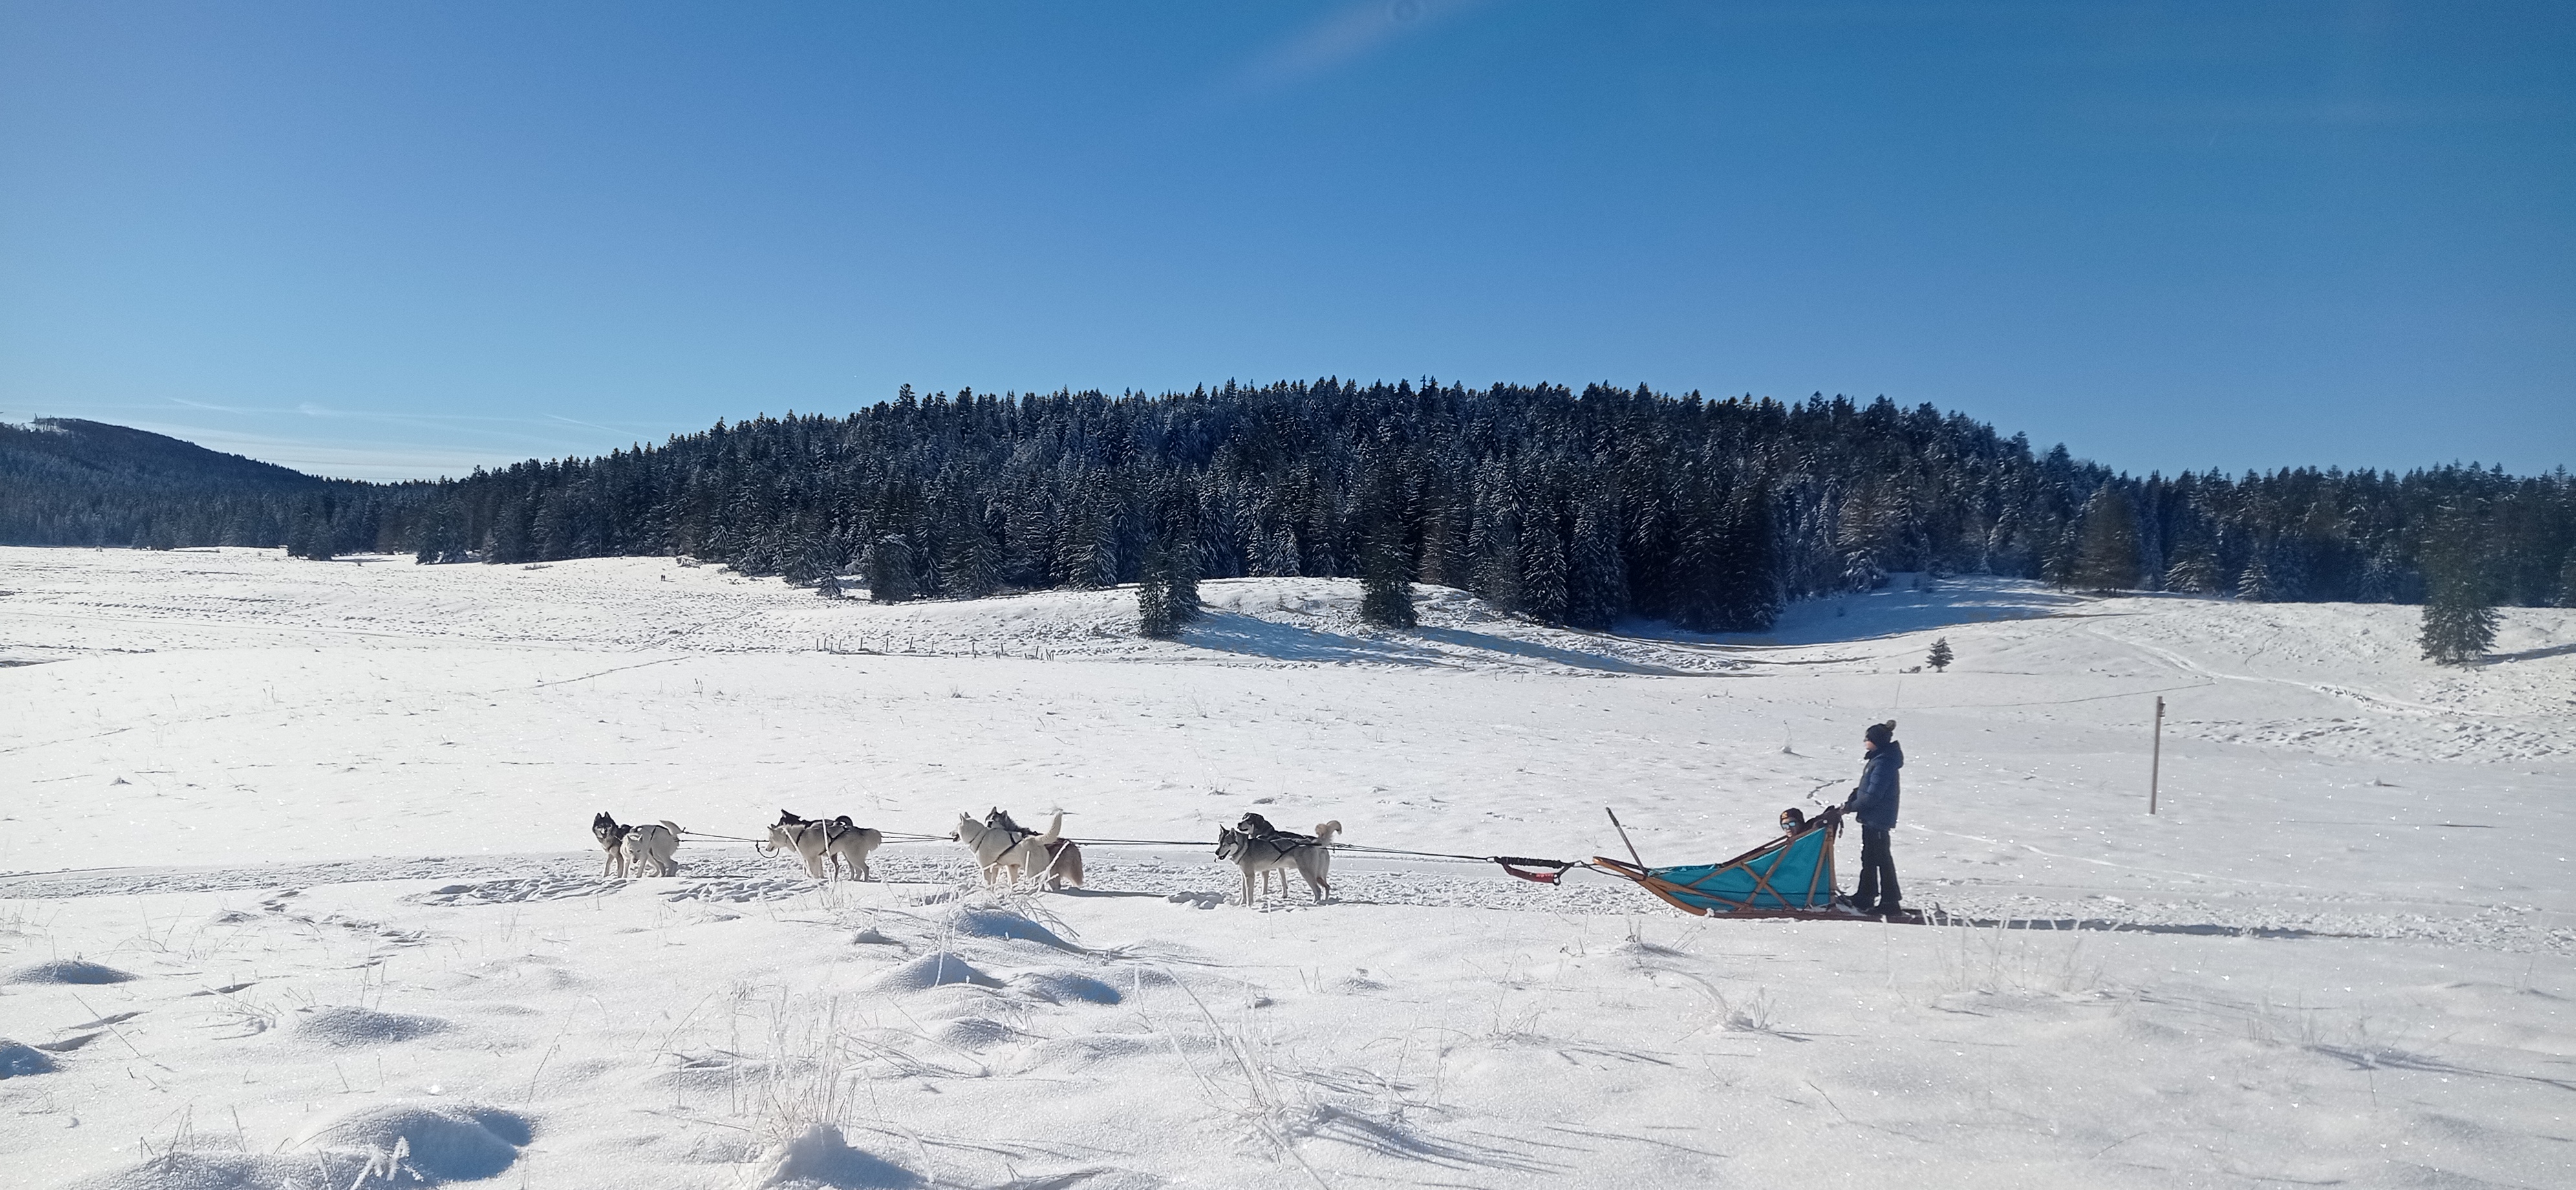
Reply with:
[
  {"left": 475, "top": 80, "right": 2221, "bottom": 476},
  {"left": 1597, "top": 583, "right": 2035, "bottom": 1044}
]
[
  {"left": 293, "top": 1006, "right": 447, "bottom": 1046},
  {"left": 1001, "top": 1032, "right": 1170, "bottom": 1075},
  {"left": 59, "top": 1105, "right": 529, "bottom": 1190},
  {"left": 1008, "top": 969, "right": 1123, "bottom": 1005},
  {"left": 292, "top": 1102, "right": 531, "bottom": 1182},
  {"left": 5, "top": 958, "right": 136, "bottom": 984},
  {"left": 753, "top": 1124, "right": 923, "bottom": 1188},
  {"left": 864, "top": 952, "right": 998, "bottom": 992},
  {"left": 1, "top": 1038, "right": 56, "bottom": 1077},
  {"left": 943, "top": 905, "right": 1077, "bottom": 949},
  {"left": 931, "top": 1015, "right": 1020, "bottom": 1050},
  {"left": 61, "top": 1152, "right": 331, "bottom": 1190}
]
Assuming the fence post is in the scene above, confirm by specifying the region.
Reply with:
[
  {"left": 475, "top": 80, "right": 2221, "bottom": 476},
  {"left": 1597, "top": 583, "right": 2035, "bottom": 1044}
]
[{"left": 2149, "top": 696, "right": 2165, "bottom": 815}]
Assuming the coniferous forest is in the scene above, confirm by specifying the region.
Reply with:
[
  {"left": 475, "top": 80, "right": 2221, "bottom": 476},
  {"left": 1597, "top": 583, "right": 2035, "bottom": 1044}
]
[{"left": 8, "top": 382, "right": 2575, "bottom": 629}]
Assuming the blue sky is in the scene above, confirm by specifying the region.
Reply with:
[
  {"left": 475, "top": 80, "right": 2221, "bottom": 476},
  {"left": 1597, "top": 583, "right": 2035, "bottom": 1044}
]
[{"left": 2, "top": 2, "right": 2568, "bottom": 480}]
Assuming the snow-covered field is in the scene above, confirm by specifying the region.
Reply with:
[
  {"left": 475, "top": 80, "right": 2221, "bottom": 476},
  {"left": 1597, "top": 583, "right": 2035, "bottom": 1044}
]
[{"left": 3, "top": 546, "right": 2571, "bottom": 1189}]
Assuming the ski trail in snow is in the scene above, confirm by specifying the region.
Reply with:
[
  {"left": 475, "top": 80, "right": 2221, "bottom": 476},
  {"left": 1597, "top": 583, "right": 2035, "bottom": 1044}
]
[
  {"left": 2088, "top": 624, "right": 2511, "bottom": 719},
  {"left": 528, "top": 656, "right": 685, "bottom": 688}
]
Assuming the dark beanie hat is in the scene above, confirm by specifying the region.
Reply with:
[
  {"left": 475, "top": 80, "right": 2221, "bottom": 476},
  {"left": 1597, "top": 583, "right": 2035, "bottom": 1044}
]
[{"left": 1865, "top": 720, "right": 1896, "bottom": 745}]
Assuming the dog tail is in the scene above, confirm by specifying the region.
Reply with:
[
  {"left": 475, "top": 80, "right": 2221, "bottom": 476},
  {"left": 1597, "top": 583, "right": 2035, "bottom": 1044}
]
[
  {"left": 661, "top": 821, "right": 682, "bottom": 842},
  {"left": 1035, "top": 810, "right": 1063, "bottom": 847},
  {"left": 1313, "top": 821, "right": 1342, "bottom": 844}
]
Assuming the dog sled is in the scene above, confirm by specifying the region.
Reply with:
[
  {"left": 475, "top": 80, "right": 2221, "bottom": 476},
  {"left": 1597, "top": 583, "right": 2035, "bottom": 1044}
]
[{"left": 1581, "top": 807, "right": 1916, "bottom": 922}]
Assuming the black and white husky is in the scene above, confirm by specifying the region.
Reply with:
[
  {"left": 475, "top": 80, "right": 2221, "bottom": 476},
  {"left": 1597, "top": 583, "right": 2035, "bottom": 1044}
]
[
  {"left": 592, "top": 812, "right": 681, "bottom": 878},
  {"left": 1216, "top": 819, "right": 1340, "bottom": 905},
  {"left": 764, "top": 809, "right": 885, "bottom": 881}
]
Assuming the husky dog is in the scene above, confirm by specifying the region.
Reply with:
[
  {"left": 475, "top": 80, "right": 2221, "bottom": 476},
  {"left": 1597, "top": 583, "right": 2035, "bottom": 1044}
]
[
  {"left": 766, "top": 810, "right": 886, "bottom": 881},
  {"left": 594, "top": 812, "right": 681, "bottom": 878},
  {"left": 592, "top": 812, "right": 631, "bottom": 877},
  {"left": 1216, "top": 820, "right": 1340, "bottom": 905},
  {"left": 954, "top": 810, "right": 1066, "bottom": 889},
  {"left": 1227, "top": 812, "right": 1315, "bottom": 898},
  {"left": 983, "top": 808, "right": 1084, "bottom": 889}
]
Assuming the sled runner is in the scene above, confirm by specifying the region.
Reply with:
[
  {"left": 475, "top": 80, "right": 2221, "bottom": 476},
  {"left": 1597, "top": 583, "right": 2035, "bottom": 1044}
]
[{"left": 1590, "top": 808, "right": 1885, "bottom": 920}]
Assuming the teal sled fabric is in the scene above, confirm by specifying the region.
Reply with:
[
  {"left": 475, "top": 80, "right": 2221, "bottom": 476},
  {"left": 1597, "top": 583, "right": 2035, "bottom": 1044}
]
[{"left": 1593, "top": 821, "right": 1841, "bottom": 916}]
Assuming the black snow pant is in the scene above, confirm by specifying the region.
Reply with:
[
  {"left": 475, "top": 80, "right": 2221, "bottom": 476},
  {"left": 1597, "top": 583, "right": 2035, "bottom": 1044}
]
[{"left": 1854, "top": 827, "right": 1900, "bottom": 911}]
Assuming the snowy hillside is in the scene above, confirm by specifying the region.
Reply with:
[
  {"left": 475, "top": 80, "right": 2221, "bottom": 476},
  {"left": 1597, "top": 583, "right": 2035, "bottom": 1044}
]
[{"left": 3, "top": 546, "right": 2571, "bottom": 1189}]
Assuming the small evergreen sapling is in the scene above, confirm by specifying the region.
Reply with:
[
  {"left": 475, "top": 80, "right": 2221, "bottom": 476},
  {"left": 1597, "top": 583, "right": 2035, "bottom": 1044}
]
[{"left": 1926, "top": 637, "right": 1953, "bottom": 672}]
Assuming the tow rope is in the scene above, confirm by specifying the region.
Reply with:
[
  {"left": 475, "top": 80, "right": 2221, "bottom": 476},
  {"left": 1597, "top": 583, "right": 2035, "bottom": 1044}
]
[{"left": 696, "top": 826, "right": 1593, "bottom": 885}]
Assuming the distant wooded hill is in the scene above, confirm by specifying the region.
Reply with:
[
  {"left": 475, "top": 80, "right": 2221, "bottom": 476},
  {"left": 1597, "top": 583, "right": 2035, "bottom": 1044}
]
[
  {"left": 8, "top": 384, "right": 2570, "bottom": 627},
  {"left": 0, "top": 418, "right": 387, "bottom": 551}
]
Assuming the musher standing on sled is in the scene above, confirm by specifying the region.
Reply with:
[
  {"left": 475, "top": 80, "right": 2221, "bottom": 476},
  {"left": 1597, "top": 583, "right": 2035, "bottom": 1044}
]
[{"left": 1840, "top": 720, "right": 1904, "bottom": 915}]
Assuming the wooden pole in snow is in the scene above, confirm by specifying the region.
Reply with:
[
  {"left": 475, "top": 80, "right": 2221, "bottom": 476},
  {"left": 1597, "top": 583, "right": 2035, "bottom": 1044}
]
[{"left": 2149, "top": 696, "right": 2165, "bottom": 815}]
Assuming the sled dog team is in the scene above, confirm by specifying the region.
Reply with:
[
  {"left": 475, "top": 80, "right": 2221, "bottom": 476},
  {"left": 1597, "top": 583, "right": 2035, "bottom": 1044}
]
[{"left": 589, "top": 806, "right": 1340, "bottom": 905}]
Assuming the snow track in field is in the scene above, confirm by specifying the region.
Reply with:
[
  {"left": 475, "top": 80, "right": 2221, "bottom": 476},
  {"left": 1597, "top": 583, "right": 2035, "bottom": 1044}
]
[{"left": 8, "top": 847, "right": 2564, "bottom": 953}]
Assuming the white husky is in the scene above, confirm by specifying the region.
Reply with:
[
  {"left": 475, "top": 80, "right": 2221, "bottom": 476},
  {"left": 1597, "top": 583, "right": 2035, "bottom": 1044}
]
[
  {"left": 953, "top": 810, "right": 1063, "bottom": 889},
  {"left": 764, "top": 810, "right": 885, "bottom": 881}
]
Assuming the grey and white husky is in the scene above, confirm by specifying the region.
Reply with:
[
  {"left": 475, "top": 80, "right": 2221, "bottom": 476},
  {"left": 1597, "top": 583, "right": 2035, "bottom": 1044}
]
[
  {"left": 592, "top": 812, "right": 681, "bottom": 878},
  {"left": 765, "top": 809, "right": 885, "bottom": 881},
  {"left": 1216, "top": 819, "right": 1340, "bottom": 905}
]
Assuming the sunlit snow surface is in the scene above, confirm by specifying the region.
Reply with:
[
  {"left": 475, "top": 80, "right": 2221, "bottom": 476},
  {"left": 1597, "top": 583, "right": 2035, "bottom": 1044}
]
[{"left": 3, "top": 547, "right": 2570, "bottom": 1189}]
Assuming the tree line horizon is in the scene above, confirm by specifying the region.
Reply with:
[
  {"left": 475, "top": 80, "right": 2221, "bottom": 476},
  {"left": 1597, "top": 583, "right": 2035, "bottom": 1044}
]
[{"left": 6, "top": 381, "right": 2571, "bottom": 639}]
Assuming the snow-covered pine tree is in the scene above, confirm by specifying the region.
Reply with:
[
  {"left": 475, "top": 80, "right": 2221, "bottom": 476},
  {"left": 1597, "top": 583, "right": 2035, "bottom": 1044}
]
[
  {"left": 1354, "top": 451, "right": 1417, "bottom": 629},
  {"left": 1470, "top": 499, "right": 1522, "bottom": 615},
  {"left": 2557, "top": 552, "right": 2576, "bottom": 608},
  {"left": 1926, "top": 637, "right": 1953, "bottom": 671},
  {"left": 1358, "top": 525, "right": 1415, "bottom": 627},
  {"left": 2133, "top": 480, "right": 2166, "bottom": 590},
  {"left": 1057, "top": 473, "right": 1121, "bottom": 589},
  {"left": 1150, "top": 473, "right": 1202, "bottom": 625},
  {"left": 2263, "top": 541, "right": 2308, "bottom": 601},
  {"left": 1135, "top": 541, "right": 1177, "bottom": 639},
  {"left": 2418, "top": 506, "right": 2496, "bottom": 664},
  {"left": 1717, "top": 484, "right": 1782, "bottom": 630},
  {"left": 2236, "top": 555, "right": 2273, "bottom": 602},
  {"left": 1165, "top": 502, "right": 1201, "bottom": 625},
  {"left": 2039, "top": 523, "right": 2079, "bottom": 590},
  {"left": 2164, "top": 549, "right": 2219, "bottom": 594},
  {"left": 1565, "top": 485, "right": 1626, "bottom": 629},
  {"left": 1519, "top": 515, "right": 1569, "bottom": 623},
  {"left": 2073, "top": 483, "right": 2141, "bottom": 592},
  {"left": 285, "top": 502, "right": 336, "bottom": 560},
  {"left": 938, "top": 498, "right": 1001, "bottom": 599},
  {"left": 859, "top": 534, "right": 917, "bottom": 603},
  {"left": 2420, "top": 576, "right": 2497, "bottom": 664}
]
